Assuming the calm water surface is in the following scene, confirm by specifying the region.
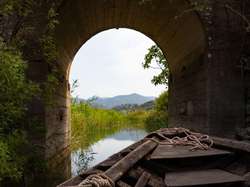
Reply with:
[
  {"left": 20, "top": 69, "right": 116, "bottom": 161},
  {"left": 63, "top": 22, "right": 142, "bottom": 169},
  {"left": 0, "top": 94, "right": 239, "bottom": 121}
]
[{"left": 71, "top": 128, "right": 147, "bottom": 176}]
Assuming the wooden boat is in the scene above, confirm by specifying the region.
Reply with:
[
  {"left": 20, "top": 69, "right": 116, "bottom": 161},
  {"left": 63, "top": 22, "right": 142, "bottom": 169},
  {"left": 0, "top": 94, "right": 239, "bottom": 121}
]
[{"left": 58, "top": 128, "right": 250, "bottom": 187}]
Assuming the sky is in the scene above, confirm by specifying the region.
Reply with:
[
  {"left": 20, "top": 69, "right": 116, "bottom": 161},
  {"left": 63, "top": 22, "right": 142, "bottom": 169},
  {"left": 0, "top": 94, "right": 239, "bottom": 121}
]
[{"left": 69, "top": 28, "right": 166, "bottom": 99}]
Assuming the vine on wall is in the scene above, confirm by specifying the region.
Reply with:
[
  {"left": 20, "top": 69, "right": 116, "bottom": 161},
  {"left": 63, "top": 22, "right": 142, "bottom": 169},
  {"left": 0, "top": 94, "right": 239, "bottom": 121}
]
[{"left": 0, "top": 0, "right": 63, "bottom": 183}]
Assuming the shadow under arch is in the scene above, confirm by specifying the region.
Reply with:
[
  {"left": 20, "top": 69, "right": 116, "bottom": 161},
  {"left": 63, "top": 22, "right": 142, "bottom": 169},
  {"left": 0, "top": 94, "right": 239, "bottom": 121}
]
[
  {"left": 45, "top": 0, "right": 207, "bottom": 160},
  {"left": 56, "top": 0, "right": 206, "bottom": 76}
]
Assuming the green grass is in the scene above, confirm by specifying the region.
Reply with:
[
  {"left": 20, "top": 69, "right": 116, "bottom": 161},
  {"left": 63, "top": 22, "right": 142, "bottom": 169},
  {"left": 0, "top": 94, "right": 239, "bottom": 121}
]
[{"left": 71, "top": 103, "right": 168, "bottom": 150}]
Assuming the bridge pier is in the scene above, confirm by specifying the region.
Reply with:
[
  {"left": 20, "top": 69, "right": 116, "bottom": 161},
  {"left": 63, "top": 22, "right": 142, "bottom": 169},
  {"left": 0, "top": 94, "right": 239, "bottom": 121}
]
[{"left": 34, "top": 0, "right": 249, "bottom": 160}]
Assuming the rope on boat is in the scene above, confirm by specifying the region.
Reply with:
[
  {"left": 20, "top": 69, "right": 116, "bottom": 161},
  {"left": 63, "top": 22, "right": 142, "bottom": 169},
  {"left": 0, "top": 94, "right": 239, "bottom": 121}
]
[
  {"left": 146, "top": 127, "right": 213, "bottom": 151},
  {"left": 78, "top": 173, "right": 115, "bottom": 187},
  {"left": 77, "top": 128, "right": 212, "bottom": 187}
]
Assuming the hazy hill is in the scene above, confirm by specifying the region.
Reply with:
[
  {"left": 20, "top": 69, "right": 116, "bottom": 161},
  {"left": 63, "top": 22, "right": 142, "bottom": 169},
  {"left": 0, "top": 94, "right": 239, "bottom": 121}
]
[
  {"left": 92, "top": 93, "right": 155, "bottom": 109},
  {"left": 113, "top": 100, "right": 155, "bottom": 111}
]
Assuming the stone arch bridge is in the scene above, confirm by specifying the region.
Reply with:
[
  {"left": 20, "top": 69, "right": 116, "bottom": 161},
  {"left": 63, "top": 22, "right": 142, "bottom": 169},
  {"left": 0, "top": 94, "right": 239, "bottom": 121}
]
[{"left": 10, "top": 0, "right": 250, "bottom": 160}]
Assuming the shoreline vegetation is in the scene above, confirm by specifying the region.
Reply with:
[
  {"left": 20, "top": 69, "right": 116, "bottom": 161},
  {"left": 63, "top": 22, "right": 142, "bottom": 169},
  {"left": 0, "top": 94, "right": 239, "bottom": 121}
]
[{"left": 71, "top": 91, "right": 168, "bottom": 151}]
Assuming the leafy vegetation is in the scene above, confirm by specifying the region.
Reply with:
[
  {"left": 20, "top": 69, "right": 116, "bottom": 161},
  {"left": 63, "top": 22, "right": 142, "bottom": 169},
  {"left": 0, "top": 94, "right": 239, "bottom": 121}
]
[
  {"left": 141, "top": 44, "right": 169, "bottom": 132},
  {"left": 0, "top": 0, "right": 61, "bottom": 184},
  {"left": 113, "top": 100, "right": 154, "bottom": 112},
  {"left": 0, "top": 38, "right": 39, "bottom": 182},
  {"left": 71, "top": 91, "right": 169, "bottom": 151},
  {"left": 142, "top": 45, "right": 169, "bottom": 87},
  {"left": 144, "top": 91, "right": 168, "bottom": 132},
  {"left": 155, "top": 91, "right": 168, "bottom": 112},
  {"left": 71, "top": 102, "right": 144, "bottom": 150}
]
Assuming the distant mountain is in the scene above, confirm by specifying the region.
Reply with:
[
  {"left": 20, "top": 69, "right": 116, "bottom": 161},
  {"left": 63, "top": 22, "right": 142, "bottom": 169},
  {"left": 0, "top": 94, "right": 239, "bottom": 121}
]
[
  {"left": 92, "top": 93, "right": 155, "bottom": 109},
  {"left": 113, "top": 100, "right": 155, "bottom": 111},
  {"left": 139, "top": 100, "right": 155, "bottom": 110}
]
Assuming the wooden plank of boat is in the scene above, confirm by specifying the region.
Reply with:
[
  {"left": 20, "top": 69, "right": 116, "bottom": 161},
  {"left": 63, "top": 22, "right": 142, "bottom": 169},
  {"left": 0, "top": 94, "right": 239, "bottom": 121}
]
[
  {"left": 150, "top": 145, "right": 232, "bottom": 160},
  {"left": 98, "top": 154, "right": 123, "bottom": 168},
  {"left": 212, "top": 136, "right": 250, "bottom": 153},
  {"left": 147, "top": 128, "right": 187, "bottom": 139},
  {"left": 164, "top": 169, "right": 244, "bottom": 186},
  {"left": 98, "top": 139, "right": 146, "bottom": 168},
  {"left": 67, "top": 140, "right": 158, "bottom": 187},
  {"left": 134, "top": 171, "right": 151, "bottom": 187},
  {"left": 117, "top": 181, "right": 132, "bottom": 187},
  {"left": 79, "top": 169, "right": 103, "bottom": 178},
  {"left": 104, "top": 139, "right": 158, "bottom": 182},
  {"left": 58, "top": 169, "right": 104, "bottom": 187},
  {"left": 58, "top": 176, "right": 83, "bottom": 187},
  {"left": 128, "top": 167, "right": 165, "bottom": 187},
  {"left": 148, "top": 175, "right": 165, "bottom": 187}
]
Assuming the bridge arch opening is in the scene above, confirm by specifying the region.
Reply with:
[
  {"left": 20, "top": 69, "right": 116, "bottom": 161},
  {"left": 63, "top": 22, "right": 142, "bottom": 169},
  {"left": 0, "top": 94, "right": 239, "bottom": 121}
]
[
  {"left": 46, "top": 0, "right": 206, "bottom": 159},
  {"left": 69, "top": 28, "right": 166, "bottom": 99}
]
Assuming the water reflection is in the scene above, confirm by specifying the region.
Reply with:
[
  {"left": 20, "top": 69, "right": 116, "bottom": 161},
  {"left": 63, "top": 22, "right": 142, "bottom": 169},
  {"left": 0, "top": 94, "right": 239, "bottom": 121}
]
[
  {"left": 71, "top": 148, "right": 95, "bottom": 175},
  {"left": 71, "top": 129, "right": 147, "bottom": 176}
]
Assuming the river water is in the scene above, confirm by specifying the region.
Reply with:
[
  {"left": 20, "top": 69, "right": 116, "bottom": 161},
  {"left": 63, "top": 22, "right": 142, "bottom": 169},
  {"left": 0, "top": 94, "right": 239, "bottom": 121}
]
[
  {"left": 71, "top": 129, "right": 147, "bottom": 176},
  {"left": 6, "top": 129, "right": 148, "bottom": 187}
]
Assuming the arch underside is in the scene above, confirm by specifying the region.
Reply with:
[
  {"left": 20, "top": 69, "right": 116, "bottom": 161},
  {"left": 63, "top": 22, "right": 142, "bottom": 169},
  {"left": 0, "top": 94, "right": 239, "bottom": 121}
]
[
  {"left": 46, "top": 0, "right": 206, "bottom": 159},
  {"left": 56, "top": 0, "right": 206, "bottom": 76}
]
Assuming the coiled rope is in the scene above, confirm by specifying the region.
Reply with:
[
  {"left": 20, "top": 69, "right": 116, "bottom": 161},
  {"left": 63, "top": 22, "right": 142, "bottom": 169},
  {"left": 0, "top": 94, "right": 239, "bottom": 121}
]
[
  {"left": 78, "top": 173, "right": 115, "bottom": 187},
  {"left": 78, "top": 128, "right": 213, "bottom": 187},
  {"left": 147, "top": 128, "right": 213, "bottom": 151}
]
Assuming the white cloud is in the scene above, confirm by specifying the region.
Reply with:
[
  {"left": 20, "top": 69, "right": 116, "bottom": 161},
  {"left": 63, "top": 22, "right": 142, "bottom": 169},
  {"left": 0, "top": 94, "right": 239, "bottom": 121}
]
[{"left": 69, "top": 28, "right": 166, "bottom": 99}]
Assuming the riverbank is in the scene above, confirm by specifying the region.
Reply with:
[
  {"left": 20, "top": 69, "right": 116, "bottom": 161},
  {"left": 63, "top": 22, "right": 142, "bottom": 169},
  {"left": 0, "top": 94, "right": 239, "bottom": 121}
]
[{"left": 71, "top": 102, "right": 167, "bottom": 151}]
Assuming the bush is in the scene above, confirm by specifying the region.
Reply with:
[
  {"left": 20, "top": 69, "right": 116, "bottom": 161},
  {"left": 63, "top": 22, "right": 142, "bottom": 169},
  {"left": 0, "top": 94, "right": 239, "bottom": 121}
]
[
  {"left": 144, "top": 91, "right": 168, "bottom": 132},
  {"left": 155, "top": 91, "right": 168, "bottom": 112},
  {"left": 144, "top": 111, "right": 168, "bottom": 132},
  {"left": 0, "top": 132, "right": 27, "bottom": 181},
  {"left": 70, "top": 90, "right": 169, "bottom": 150},
  {"left": 71, "top": 103, "right": 130, "bottom": 149},
  {"left": 0, "top": 38, "right": 39, "bottom": 182}
]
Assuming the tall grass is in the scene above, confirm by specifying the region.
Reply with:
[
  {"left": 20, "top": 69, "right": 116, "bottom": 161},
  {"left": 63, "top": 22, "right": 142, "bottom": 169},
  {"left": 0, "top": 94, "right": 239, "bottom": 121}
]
[{"left": 71, "top": 103, "right": 167, "bottom": 150}]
